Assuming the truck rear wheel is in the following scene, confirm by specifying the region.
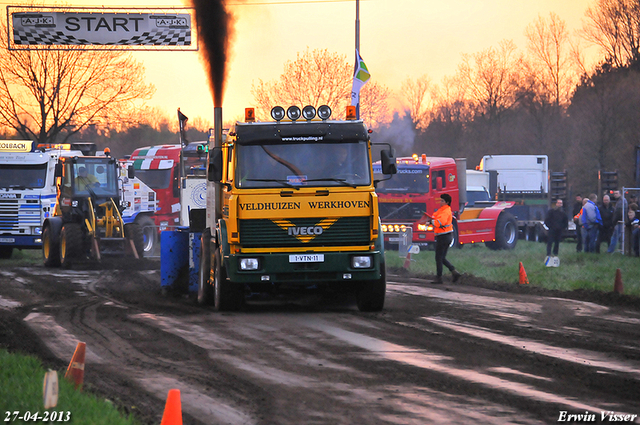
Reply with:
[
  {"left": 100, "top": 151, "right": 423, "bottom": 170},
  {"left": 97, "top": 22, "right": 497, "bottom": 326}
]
[
  {"left": 43, "top": 226, "right": 60, "bottom": 268},
  {"left": 60, "top": 223, "right": 83, "bottom": 267},
  {"left": 489, "top": 212, "right": 518, "bottom": 250},
  {"left": 213, "top": 250, "right": 243, "bottom": 311},
  {"left": 197, "top": 231, "right": 214, "bottom": 305},
  {"left": 357, "top": 264, "right": 386, "bottom": 312}
]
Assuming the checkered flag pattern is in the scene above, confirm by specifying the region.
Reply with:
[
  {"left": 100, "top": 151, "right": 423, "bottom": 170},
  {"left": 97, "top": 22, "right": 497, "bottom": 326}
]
[{"left": 13, "top": 27, "right": 191, "bottom": 46}]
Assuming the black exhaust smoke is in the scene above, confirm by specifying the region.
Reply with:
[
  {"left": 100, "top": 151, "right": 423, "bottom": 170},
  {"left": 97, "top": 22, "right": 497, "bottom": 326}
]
[{"left": 190, "top": 0, "right": 234, "bottom": 107}]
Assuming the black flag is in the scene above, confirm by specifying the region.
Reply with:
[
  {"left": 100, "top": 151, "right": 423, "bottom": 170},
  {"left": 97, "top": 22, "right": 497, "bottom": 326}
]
[{"left": 178, "top": 108, "right": 189, "bottom": 145}]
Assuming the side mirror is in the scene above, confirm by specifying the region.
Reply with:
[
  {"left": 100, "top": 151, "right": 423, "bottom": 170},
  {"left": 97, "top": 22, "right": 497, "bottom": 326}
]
[
  {"left": 380, "top": 148, "right": 397, "bottom": 175},
  {"left": 128, "top": 165, "right": 135, "bottom": 179},
  {"left": 54, "top": 163, "right": 63, "bottom": 178},
  {"left": 208, "top": 147, "right": 223, "bottom": 182},
  {"left": 436, "top": 176, "right": 443, "bottom": 191}
]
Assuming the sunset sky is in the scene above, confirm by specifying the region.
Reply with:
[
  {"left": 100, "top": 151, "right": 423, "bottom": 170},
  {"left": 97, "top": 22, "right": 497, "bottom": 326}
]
[{"left": 10, "top": 0, "right": 598, "bottom": 124}]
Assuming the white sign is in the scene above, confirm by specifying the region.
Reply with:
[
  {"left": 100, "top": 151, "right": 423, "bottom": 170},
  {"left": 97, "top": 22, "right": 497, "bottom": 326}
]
[
  {"left": 9, "top": 8, "right": 194, "bottom": 49},
  {"left": 289, "top": 254, "right": 324, "bottom": 263}
]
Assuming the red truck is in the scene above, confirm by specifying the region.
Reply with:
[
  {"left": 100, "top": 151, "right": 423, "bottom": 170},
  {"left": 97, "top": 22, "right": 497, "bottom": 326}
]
[
  {"left": 129, "top": 142, "right": 207, "bottom": 254},
  {"left": 374, "top": 154, "right": 518, "bottom": 250}
]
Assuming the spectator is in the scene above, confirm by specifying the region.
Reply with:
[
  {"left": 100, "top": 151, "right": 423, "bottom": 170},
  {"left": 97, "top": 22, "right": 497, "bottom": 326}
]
[
  {"left": 544, "top": 198, "right": 568, "bottom": 265},
  {"left": 419, "top": 193, "right": 462, "bottom": 284},
  {"left": 572, "top": 194, "right": 583, "bottom": 252},
  {"left": 608, "top": 190, "right": 627, "bottom": 253},
  {"left": 597, "top": 194, "right": 615, "bottom": 253},
  {"left": 625, "top": 205, "right": 639, "bottom": 257},
  {"left": 581, "top": 193, "right": 602, "bottom": 253}
]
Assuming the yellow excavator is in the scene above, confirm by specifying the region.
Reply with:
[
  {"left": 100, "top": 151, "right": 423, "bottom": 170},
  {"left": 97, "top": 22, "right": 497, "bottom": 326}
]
[{"left": 42, "top": 151, "right": 143, "bottom": 267}]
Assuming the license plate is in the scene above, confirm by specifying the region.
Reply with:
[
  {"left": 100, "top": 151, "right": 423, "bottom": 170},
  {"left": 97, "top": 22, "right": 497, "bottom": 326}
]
[
  {"left": 388, "top": 237, "right": 399, "bottom": 242},
  {"left": 289, "top": 254, "right": 324, "bottom": 263},
  {"left": 0, "top": 238, "right": 15, "bottom": 243}
]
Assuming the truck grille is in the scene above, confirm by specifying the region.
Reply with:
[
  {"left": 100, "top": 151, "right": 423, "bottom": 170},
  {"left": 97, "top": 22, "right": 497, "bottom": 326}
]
[
  {"left": 239, "top": 216, "right": 370, "bottom": 248},
  {"left": 0, "top": 199, "right": 40, "bottom": 233},
  {"left": 378, "top": 202, "right": 426, "bottom": 221}
]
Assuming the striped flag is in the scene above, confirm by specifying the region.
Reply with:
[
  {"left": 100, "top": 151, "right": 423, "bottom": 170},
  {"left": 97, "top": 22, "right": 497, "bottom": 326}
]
[{"left": 350, "top": 49, "right": 371, "bottom": 106}]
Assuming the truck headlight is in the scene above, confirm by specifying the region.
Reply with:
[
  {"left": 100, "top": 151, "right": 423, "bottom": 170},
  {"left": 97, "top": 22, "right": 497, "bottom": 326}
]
[
  {"left": 417, "top": 224, "right": 427, "bottom": 231},
  {"left": 34, "top": 227, "right": 42, "bottom": 235},
  {"left": 351, "top": 255, "right": 372, "bottom": 268},
  {"left": 239, "top": 258, "right": 260, "bottom": 271}
]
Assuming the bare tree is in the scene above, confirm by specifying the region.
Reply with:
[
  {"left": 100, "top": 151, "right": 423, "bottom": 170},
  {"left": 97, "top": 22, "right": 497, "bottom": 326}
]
[
  {"left": 251, "top": 48, "right": 391, "bottom": 126},
  {"left": 525, "top": 13, "right": 578, "bottom": 107},
  {"left": 430, "top": 75, "right": 473, "bottom": 124},
  {"left": 401, "top": 74, "right": 433, "bottom": 129},
  {"left": 456, "top": 40, "right": 524, "bottom": 120},
  {"left": 0, "top": 21, "right": 155, "bottom": 144},
  {"left": 251, "top": 48, "right": 352, "bottom": 119},
  {"left": 582, "top": 0, "right": 640, "bottom": 68},
  {"left": 359, "top": 81, "right": 392, "bottom": 128}
]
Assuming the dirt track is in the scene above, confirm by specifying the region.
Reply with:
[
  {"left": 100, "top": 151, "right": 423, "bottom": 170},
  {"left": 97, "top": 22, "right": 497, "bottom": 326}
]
[{"left": 1, "top": 262, "right": 640, "bottom": 425}]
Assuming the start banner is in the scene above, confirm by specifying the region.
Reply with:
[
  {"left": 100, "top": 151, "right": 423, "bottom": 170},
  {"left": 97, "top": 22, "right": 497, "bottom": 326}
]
[{"left": 8, "top": 7, "right": 195, "bottom": 50}]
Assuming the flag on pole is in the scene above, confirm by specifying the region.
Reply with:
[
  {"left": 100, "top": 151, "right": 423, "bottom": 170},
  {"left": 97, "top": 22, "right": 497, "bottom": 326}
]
[
  {"left": 351, "top": 49, "right": 370, "bottom": 106},
  {"left": 178, "top": 108, "right": 189, "bottom": 145}
]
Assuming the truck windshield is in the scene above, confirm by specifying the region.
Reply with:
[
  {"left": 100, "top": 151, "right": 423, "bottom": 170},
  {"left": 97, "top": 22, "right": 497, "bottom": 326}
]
[
  {"left": 236, "top": 141, "right": 370, "bottom": 188},
  {"left": 374, "top": 167, "right": 429, "bottom": 193},
  {"left": 72, "top": 160, "right": 118, "bottom": 197},
  {"left": 182, "top": 143, "right": 207, "bottom": 177},
  {"left": 0, "top": 164, "right": 47, "bottom": 189},
  {"left": 135, "top": 169, "right": 172, "bottom": 189}
]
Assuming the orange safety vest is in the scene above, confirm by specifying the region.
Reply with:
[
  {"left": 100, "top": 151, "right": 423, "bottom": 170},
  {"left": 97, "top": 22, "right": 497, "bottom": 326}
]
[{"left": 432, "top": 204, "right": 453, "bottom": 235}]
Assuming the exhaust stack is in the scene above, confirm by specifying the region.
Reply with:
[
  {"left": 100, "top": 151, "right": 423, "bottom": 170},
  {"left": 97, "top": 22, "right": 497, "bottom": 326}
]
[{"left": 213, "top": 106, "right": 223, "bottom": 223}]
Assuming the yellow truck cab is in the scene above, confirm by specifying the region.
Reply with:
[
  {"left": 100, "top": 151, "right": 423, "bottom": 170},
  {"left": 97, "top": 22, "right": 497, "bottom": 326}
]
[{"left": 198, "top": 105, "right": 397, "bottom": 311}]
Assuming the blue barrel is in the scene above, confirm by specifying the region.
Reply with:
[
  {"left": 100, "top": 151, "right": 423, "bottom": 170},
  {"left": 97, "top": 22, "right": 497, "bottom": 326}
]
[
  {"left": 188, "top": 232, "right": 202, "bottom": 294},
  {"left": 160, "top": 227, "right": 189, "bottom": 290}
]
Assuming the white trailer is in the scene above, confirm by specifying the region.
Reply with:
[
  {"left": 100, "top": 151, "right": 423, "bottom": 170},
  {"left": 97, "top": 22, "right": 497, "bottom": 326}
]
[{"left": 477, "top": 155, "right": 552, "bottom": 241}]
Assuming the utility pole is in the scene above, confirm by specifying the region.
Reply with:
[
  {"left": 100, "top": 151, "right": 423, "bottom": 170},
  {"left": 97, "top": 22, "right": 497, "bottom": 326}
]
[{"left": 355, "top": 0, "right": 360, "bottom": 119}]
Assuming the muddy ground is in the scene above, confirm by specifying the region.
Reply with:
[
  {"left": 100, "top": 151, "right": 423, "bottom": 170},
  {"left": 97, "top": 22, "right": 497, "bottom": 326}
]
[{"left": 1, "top": 261, "right": 640, "bottom": 424}]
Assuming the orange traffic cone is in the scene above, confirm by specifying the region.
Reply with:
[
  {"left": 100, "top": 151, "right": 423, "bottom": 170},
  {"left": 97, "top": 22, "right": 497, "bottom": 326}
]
[
  {"left": 160, "top": 389, "right": 182, "bottom": 425},
  {"left": 614, "top": 268, "right": 623, "bottom": 294},
  {"left": 518, "top": 262, "right": 529, "bottom": 285},
  {"left": 403, "top": 252, "right": 411, "bottom": 269},
  {"left": 64, "top": 342, "right": 86, "bottom": 390}
]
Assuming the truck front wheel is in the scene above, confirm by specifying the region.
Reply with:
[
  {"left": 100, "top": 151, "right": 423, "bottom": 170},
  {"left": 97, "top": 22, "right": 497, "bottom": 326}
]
[
  {"left": 213, "top": 250, "right": 243, "bottom": 312},
  {"left": 135, "top": 215, "right": 156, "bottom": 256},
  {"left": 0, "top": 246, "right": 13, "bottom": 259},
  {"left": 357, "top": 264, "right": 386, "bottom": 312}
]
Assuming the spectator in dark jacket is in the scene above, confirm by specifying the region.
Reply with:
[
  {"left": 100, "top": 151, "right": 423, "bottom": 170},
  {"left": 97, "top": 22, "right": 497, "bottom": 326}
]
[
  {"left": 597, "top": 194, "right": 615, "bottom": 253},
  {"left": 544, "top": 199, "right": 568, "bottom": 261},
  {"left": 608, "top": 190, "right": 627, "bottom": 253}
]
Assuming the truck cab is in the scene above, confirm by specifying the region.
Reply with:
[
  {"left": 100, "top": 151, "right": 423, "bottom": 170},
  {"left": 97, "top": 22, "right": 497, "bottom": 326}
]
[{"left": 199, "top": 105, "right": 396, "bottom": 312}]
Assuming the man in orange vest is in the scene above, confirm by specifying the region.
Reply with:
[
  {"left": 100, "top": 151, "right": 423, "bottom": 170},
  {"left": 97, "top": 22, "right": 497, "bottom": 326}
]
[{"left": 428, "top": 193, "right": 462, "bottom": 284}]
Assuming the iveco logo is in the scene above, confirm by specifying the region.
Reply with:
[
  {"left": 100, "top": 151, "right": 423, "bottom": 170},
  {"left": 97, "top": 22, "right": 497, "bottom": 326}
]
[{"left": 288, "top": 226, "right": 323, "bottom": 236}]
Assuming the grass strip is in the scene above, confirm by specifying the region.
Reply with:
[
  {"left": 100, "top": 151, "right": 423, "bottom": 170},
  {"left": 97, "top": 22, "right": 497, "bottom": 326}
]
[
  {"left": 0, "top": 349, "right": 139, "bottom": 425},
  {"left": 386, "top": 240, "right": 640, "bottom": 297}
]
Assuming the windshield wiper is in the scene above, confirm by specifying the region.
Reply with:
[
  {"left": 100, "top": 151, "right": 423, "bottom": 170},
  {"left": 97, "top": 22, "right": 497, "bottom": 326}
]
[
  {"left": 5, "top": 184, "right": 27, "bottom": 190},
  {"left": 304, "top": 178, "right": 358, "bottom": 188},
  {"left": 245, "top": 179, "right": 300, "bottom": 190}
]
